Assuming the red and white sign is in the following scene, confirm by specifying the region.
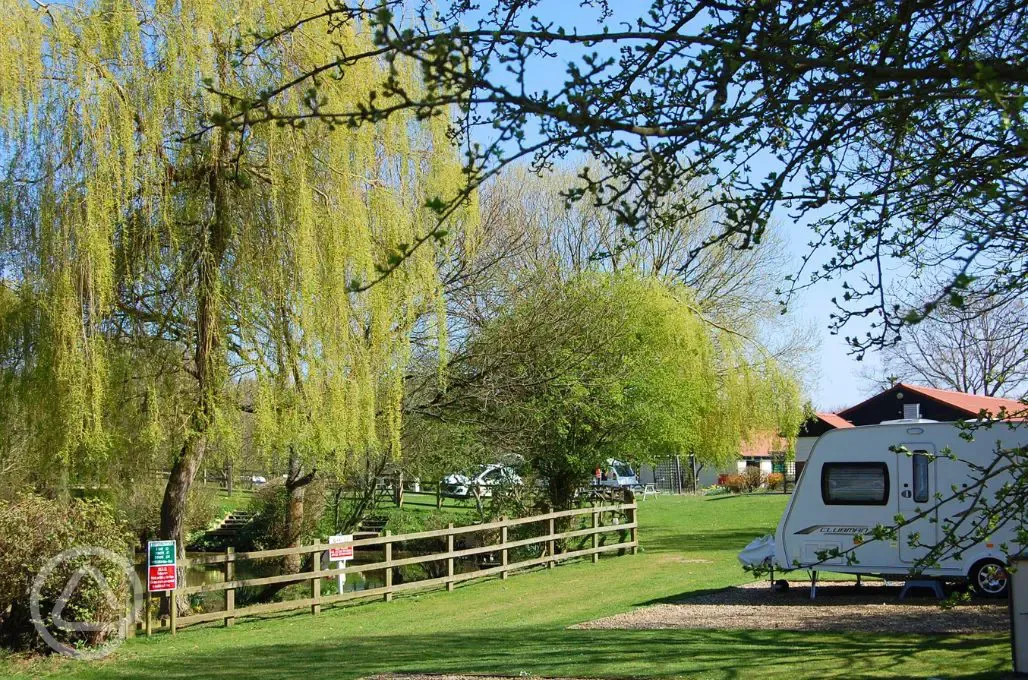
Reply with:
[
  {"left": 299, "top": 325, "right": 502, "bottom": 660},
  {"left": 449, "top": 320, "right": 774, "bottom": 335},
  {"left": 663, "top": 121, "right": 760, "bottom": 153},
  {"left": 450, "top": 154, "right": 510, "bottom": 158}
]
[
  {"left": 146, "top": 539, "right": 177, "bottom": 592},
  {"left": 328, "top": 534, "right": 354, "bottom": 561},
  {"left": 148, "top": 564, "right": 177, "bottom": 591}
]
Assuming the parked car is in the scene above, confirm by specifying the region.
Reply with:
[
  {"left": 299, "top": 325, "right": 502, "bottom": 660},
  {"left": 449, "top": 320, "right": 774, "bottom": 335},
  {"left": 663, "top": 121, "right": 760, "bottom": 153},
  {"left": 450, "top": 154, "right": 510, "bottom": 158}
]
[
  {"left": 442, "top": 464, "right": 522, "bottom": 498},
  {"left": 593, "top": 459, "right": 638, "bottom": 488}
]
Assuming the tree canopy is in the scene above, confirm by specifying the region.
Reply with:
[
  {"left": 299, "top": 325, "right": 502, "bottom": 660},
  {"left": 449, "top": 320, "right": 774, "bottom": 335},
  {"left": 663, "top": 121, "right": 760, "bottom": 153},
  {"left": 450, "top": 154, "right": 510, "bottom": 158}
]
[
  {"left": 211, "top": 0, "right": 1028, "bottom": 354},
  {"left": 0, "top": 0, "right": 471, "bottom": 540},
  {"left": 456, "top": 271, "right": 802, "bottom": 507}
]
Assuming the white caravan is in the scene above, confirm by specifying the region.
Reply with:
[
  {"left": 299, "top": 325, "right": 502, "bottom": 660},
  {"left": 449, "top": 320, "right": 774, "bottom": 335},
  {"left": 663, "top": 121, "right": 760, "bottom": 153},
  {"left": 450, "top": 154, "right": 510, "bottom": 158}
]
[{"left": 773, "top": 420, "right": 1025, "bottom": 596}]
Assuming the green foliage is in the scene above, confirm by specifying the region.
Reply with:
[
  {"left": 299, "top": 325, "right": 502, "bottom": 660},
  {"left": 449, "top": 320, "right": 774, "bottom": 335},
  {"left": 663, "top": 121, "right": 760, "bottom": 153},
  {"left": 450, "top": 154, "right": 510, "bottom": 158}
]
[
  {"left": 384, "top": 508, "right": 478, "bottom": 580},
  {"left": 464, "top": 271, "right": 802, "bottom": 508},
  {"left": 0, "top": 495, "right": 132, "bottom": 652},
  {"left": 115, "top": 481, "right": 221, "bottom": 549},
  {"left": 0, "top": 0, "right": 473, "bottom": 521},
  {"left": 238, "top": 481, "right": 329, "bottom": 552}
]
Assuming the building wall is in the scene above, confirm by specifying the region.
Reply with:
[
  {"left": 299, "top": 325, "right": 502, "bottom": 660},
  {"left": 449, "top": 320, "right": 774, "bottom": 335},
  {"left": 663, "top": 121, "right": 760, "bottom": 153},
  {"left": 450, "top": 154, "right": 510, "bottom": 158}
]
[
  {"left": 795, "top": 437, "right": 817, "bottom": 463},
  {"left": 736, "top": 459, "right": 773, "bottom": 475}
]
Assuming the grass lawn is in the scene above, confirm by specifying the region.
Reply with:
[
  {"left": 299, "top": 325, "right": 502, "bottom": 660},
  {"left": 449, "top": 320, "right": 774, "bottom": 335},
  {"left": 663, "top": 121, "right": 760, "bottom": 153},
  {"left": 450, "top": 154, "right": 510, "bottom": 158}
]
[
  {"left": 2, "top": 494, "right": 1010, "bottom": 679},
  {"left": 213, "top": 490, "right": 256, "bottom": 516}
]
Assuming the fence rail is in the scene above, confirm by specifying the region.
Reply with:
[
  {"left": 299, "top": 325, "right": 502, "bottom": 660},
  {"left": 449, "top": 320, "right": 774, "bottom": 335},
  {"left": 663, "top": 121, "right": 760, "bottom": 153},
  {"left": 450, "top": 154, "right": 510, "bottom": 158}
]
[{"left": 154, "top": 502, "right": 637, "bottom": 632}]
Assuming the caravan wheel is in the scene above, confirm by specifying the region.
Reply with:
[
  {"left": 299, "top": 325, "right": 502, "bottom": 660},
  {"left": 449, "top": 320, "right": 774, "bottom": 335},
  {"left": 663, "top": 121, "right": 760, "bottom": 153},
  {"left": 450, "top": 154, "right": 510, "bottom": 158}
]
[{"left": 969, "top": 559, "right": 1009, "bottom": 598}]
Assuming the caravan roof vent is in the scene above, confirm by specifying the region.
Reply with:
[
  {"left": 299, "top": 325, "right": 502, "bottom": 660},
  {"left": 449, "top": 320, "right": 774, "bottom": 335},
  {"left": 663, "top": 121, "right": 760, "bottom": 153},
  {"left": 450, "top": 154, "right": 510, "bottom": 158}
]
[{"left": 903, "top": 403, "right": 921, "bottom": 420}]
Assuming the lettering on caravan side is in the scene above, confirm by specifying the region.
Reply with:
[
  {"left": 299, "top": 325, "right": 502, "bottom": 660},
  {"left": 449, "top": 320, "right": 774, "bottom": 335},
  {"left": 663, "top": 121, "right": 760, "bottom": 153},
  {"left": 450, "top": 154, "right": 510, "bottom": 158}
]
[{"left": 794, "top": 526, "right": 869, "bottom": 536}]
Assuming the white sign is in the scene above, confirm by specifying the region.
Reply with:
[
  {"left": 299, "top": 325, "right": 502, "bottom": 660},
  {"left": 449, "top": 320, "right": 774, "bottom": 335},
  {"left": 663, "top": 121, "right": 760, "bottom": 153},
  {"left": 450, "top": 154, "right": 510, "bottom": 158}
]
[
  {"left": 328, "top": 534, "right": 354, "bottom": 561},
  {"left": 328, "top": 534, "right": 353, "bottom": 592}
]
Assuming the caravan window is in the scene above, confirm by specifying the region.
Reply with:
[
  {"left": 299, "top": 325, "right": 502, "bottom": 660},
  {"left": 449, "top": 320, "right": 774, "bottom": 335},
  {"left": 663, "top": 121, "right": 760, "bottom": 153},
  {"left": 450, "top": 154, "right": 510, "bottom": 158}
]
[
  {"left": 912, "top": 452, "right": 930, "bottom": 503},
  {"left": 821, "top": 462, "right": 889, "bottom": 505}
]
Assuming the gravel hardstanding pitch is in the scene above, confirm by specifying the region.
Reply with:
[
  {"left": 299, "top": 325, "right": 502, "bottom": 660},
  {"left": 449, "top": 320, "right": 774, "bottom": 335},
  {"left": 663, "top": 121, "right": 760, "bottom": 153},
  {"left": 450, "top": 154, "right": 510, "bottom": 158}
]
[{"left": 571, "top": 580, "right": 1007, "bottom": 634}]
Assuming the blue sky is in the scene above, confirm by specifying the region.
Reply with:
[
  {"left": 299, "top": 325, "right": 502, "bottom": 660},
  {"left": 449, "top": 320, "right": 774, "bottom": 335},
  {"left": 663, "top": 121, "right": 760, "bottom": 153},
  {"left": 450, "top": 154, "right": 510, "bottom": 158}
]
[{"left": 455, "top": 1, "right": 880, "bottom": 410}]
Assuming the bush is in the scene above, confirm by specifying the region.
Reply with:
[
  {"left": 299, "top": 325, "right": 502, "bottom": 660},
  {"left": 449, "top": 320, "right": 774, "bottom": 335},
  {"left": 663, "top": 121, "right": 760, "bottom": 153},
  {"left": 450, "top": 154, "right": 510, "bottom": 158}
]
[
  {"left": 722, "top": 474, "right": 747, "bottom": 494},
  {"left": 766, "top": 473, "right": 784, "bottom": 490},
  {"left": 742, "top": 467, "right": 765, "bottom": 492},
  {"left": 116, "top": 480, "right": 222, "bottom": 549},
  {"left": 384, "top": 509, "right": 477, "bottom": 580},
  {"left": 238, "top": 479, "right": 328, "bottom": 552},
  {"left": 0, "top": 494, "right": 133, "bottom": 653}
]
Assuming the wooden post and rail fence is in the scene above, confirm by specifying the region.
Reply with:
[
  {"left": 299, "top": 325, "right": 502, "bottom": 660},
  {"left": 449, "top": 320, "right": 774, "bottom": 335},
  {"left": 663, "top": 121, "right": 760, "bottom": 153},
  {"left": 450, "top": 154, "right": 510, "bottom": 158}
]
[{"left": 147, "top": 501, "right": 637, "bottom": 633}]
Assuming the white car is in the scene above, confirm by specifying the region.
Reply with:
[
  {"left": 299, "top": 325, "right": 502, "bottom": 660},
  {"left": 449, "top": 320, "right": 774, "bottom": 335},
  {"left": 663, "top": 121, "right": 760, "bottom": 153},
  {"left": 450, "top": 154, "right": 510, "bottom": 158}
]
[
  {"left": 593, "top": 459, "right": 638, "bottom": 488},
  {"left": 442, "top": 464, "right": 522, "bottom": 498}
]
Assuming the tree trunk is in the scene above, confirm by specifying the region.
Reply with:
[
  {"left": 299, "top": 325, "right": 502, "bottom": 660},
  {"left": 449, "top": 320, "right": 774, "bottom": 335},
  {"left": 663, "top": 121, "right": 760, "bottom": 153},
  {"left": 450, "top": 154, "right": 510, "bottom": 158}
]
[
  {"left": 283, "top": 453, "right": 313, "bottom": 574},
  {"left": 156, "top": 51, "right": 232, "bottom": 618},
  {"left": 159, "top": 435, "right": 205, "bottom": 552}
]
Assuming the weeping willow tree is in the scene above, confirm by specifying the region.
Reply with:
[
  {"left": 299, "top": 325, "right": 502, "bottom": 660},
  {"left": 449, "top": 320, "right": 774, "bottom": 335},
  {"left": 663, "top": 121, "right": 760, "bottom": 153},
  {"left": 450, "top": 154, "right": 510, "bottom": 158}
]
[{"left": 0, "top": 0, "right": 471, "bottom": 548}]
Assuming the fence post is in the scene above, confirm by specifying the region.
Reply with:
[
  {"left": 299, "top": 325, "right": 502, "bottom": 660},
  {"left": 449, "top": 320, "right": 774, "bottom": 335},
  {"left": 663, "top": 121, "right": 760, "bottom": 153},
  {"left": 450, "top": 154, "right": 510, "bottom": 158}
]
[
  {"left": 145, "top": 593, "right": 152, "bottom": 637},
  {"left": 548, "top": 512, "right": 556, "bottom": 569},
  {"left": 628, "top": 503, "right": 639, "bottom": 555},
  {"left": 446, "top": 523, "right": 455, "bottom": 592},
  {"left": 384, "top": 530, "right": 393, "bottom": 602},
  {"left": 169, "top": 590, "right": 177, "bottom": 635},
  {"left": 437, "top": 480, "right": 443, "bottom": 509},
  {"left": 225, "top": 546, "right": 235, "bottom": 627},
  {"left": 500, "top": 517, "right": 509, "bottom": 580},
  {"left": 592, "top": 510, "right": 600, "bottom": 564},
  {"left": 311, "top": 539, "right": 321, "bottom": 616}
]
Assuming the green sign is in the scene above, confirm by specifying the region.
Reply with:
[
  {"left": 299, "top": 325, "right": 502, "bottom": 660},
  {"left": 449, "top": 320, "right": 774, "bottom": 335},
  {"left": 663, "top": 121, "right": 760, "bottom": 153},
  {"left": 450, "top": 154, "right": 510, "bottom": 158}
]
[{"left": 148, "top": 540, "right": 176, "bottom": 566}]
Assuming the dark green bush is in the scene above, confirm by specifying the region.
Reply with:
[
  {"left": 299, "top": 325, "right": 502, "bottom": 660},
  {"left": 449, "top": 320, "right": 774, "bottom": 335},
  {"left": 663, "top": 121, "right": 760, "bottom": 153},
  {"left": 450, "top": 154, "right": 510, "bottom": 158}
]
[{"left": 0, "top": 494, "right": 133, "bottom": 653}]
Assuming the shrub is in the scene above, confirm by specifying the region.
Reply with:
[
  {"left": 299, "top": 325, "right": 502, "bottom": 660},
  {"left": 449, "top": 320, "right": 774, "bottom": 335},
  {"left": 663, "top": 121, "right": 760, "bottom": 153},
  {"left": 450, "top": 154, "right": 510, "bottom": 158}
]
[
  {"left": 384, "top": 509, "right": 478, "bottom": 580},
  {"left": 766, "top": 473, "right": 784, "bottom": 490},
  {"left": 116, "top": 481, "right": 222, "bottom": 549},
  {"left": 742, "top": 467, "right": 765, "bottom": 492},
  {"left": 722, "top": 474, "right": 747, "bottom": 494},
  {"left": 0, "top": 494, "right": 133, "bottom": 653},
  {"left": 238, "top": 478, "right": 328, "bottom": 552}
]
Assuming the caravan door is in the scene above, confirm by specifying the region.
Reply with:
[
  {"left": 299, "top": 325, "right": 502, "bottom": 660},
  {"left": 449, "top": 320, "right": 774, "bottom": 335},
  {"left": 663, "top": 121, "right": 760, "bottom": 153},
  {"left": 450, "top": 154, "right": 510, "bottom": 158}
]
[{"left": 896, "top": 445, "right": 938, "bottom": 563}]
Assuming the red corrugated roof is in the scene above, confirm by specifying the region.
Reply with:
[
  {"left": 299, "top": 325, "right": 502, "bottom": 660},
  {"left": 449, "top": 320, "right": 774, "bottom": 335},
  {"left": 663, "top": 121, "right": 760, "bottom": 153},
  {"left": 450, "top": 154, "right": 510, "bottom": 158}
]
[
  {"left": 896, "top": 383, "right": 1026, "bottom": 418},
  {"left": 816, "top": 412, "right": 853, "bottom": 428}
]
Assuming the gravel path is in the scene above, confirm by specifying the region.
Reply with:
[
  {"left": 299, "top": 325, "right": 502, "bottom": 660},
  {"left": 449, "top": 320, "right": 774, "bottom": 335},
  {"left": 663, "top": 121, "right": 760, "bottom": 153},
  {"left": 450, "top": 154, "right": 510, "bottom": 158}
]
[{"left": 572, "top": 580, "right": 1007, "bottom": 634}]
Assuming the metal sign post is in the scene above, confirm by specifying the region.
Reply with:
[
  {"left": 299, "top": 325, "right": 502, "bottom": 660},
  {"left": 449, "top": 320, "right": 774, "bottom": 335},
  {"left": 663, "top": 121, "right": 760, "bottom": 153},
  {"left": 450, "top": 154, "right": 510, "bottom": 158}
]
[{"left": 329, "top": 534, "right": 354, "bottom": 593}]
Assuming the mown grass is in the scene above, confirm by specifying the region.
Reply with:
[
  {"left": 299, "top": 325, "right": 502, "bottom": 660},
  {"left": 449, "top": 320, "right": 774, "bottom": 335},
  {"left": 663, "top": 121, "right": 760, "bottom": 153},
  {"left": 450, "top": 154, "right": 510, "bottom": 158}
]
[{"left": 3, "top": 494, "right": 1010, "bottom": 679}]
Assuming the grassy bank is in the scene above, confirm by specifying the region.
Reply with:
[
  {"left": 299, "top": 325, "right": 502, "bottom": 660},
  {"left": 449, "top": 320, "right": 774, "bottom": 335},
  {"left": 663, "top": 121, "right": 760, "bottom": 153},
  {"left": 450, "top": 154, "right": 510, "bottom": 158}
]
[{"left": 2, "top": 494, "right": 1009, "bottom": 679}]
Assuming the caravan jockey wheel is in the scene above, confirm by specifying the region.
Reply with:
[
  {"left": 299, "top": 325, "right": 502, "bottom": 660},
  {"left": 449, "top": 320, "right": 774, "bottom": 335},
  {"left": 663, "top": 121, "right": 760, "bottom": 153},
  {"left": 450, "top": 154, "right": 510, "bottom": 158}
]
[{"left": 969, "top": 559, "right": 1009, "bottom": 598}]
